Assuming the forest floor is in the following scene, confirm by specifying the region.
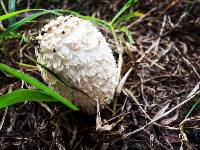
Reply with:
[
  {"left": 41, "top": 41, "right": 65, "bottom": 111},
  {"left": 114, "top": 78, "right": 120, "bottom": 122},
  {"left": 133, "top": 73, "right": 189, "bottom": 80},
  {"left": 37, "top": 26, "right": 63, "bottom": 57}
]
[{"left": 0, "top": 0, "right": 200, "bottom": 150}]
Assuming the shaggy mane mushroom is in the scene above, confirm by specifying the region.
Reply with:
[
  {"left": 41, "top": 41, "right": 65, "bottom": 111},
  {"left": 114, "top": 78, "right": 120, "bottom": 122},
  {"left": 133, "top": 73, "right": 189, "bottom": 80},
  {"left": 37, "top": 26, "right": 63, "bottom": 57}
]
[{"left": 35, "top": 15, "right": 117, "bottom": 113}]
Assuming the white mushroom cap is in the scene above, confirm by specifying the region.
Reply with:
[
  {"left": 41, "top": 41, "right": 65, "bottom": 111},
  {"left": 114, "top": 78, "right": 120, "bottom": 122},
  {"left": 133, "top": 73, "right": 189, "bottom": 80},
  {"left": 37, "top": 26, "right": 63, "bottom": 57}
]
[{"left": 36, "top": 15, "right": 117, "bottom": 113}]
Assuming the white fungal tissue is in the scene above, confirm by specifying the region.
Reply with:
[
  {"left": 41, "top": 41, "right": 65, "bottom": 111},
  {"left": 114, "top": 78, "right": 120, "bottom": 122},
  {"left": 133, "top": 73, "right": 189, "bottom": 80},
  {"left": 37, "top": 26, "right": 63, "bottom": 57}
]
[{"left": 36, "top": 15, "right": 118, "bottom": 113}]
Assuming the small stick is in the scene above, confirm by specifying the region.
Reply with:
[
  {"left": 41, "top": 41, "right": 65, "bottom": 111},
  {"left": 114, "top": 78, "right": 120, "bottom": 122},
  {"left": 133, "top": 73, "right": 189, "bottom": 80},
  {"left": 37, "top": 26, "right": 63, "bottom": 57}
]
[{"left": 123, "top": 83, "right": 200, "bottom": 138}]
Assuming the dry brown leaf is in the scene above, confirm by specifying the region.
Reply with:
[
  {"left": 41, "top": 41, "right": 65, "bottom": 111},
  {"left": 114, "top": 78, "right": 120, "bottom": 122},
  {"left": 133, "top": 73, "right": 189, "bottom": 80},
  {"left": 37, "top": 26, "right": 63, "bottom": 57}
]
[
  {"left": 161, "top": 111, "right": 179, "bottom": 125},
  {"left": 116, "top": 67, "right": 133, "bottom": 94},
  {"left": 187, "top": 82, "right": 199, "bottom": 98},
  {"left": 153, "top": 103, "right": 170, "bottom": 120},
  {"left": 97, "top": 124, "right": 114, "bottom": 132}
]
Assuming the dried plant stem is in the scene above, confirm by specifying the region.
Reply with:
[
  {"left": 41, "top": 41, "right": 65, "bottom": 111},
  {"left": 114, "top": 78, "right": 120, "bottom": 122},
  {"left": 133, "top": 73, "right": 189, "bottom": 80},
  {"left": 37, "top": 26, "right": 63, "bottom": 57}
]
[
  {"left": 113, "top": 40, "right": 123, "bottom": 115},
  {"left": 123, "top": 83, "right": 200, "bottom": 138},
  {"left": 0, "top": 107, "right": 8, "bottom": 130},
  {"left": 0, "top": 0, "right": 8, "bottom": 14}
]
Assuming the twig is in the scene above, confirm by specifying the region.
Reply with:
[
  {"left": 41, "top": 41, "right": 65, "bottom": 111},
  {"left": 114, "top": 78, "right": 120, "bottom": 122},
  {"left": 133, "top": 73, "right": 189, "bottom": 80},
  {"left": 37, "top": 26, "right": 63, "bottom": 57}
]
[
  {"left": 124, "top": 88, "right": 179, "bottom": 131},
  {"left": 130, "top": 74, "right": 180, "bottom": 89},
  {"left": 136, "top": 42, "right": 157, "bottom": 63},
  {"left": 139, "top": 74, "right": 149, "bottom": 106},
  {"left": 174, "top": 45, "right": 200, "bottom": 79},
  {"left": 161, "top": 12, "right": 188, "bottom": 38},
  {"left": 40, "top": 102, "right": 53, "bottom": 115},
  {"left": 0, "top": 107, "right": 8, "bottom": 130},
  {"left": 123, "top": 83, "right": 200, "bottom": 138},
  {"left": 0, "top": 85, "right": 14, "bottom": 130},
  {"left": 133, "top": 43, "right": 165, "bottom": 70},
  {"left": 154, "top": 15, "right": 167, "bottom": 53},
  {"left": 113, "top": 41, "right": 123, "bottom": 114},
  {"left": 150, "top": 42, "right": 173, "bottom": 67},
  {"left": 127, "top": 7, "right": 157, "bottom": 29},
  {"left": 124, "top": 89, "right": 151, "bottom": 119},
  {"left": 0, "top": 0, "right": 8, "bottom": 14}
]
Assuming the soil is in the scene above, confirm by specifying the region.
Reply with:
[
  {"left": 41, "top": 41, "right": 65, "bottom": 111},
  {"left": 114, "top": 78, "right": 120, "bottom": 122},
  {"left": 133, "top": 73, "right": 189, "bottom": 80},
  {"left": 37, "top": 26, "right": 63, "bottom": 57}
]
[{"left": 0, "top": 0, "right": 200, "bottom": 150}]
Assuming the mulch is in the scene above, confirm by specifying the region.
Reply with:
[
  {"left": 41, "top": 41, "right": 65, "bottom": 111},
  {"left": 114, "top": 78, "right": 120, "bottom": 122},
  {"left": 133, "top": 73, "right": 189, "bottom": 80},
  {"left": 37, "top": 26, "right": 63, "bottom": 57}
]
[{"left": 0, "top": 0, "right": 200, "bottom": 149}]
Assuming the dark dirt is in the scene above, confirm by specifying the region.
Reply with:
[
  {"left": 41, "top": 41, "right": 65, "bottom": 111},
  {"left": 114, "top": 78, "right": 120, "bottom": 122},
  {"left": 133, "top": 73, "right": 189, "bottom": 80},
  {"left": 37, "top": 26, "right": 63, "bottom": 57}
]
[{"left": 0, "top": 0, "right": 200, "bottom": 150}]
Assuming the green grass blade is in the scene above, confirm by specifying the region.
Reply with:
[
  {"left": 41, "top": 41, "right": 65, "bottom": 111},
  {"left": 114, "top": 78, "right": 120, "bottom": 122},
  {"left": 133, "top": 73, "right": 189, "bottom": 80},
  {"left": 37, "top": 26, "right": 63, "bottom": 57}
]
[
  {"left": 8, "top": 0, "right": 17, "bottom": 25},
  {"left": 0, "top": 9, "right": 35, "bottom": 21},
  {"left": 110, "top": 0, "right": 138, "bottom": 25},
  {"left": 0, "top": 11, "right": 48, "bottom": 37},
  {"left": 81, "top": 15, "right": 109, "bottom": 28},
  {"left": 54, "top": 9, "right": 80, "bottom": 16},
  {"left": 26, "top": 56, "right": 93, "bottom": 101},
  {"left": 0, "top": 63, "right": 78, "bottom": 110},
  {"left": 27, "top": 56, "right": 75, "bottom": 99},
  {"left": 55, "top": 9, "right": 110, "bottom": 29},
  {"left": 184, "top": 96, "right": 200, "bottom": 120},
  {"left": 179, "top": 96, "right": 200, "bottom": 130},
  {"left": 0, "top": 8, "right": 110, "bottom": 34},
  {"left": 46, "top": 9, "right": 63, "bottom": 16},
  {"left": 120, "top": 26, "right": 134, "bottom": 43},
  {"left": 114, "top": 11, "right": 142, "bottom": 27},
  {"left": 0, "top": 10, "right": 62, "bottom": 38},
  {"left": 26, "top": 56, "right": 72, "bottom": 88},
  {"left": 0, "top": 89, "right": 57, "bottom": 109},
  {"left": 0, "top": 32, "right": 21, "bottom": 41},
  {"left": 84, "top": 16, "right": 110, "bottom": 29}
]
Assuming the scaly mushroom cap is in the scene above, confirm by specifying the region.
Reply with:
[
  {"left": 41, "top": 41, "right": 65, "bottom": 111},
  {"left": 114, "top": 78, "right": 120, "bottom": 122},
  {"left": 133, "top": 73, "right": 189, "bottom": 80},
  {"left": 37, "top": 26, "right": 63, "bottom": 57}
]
[{"left": 35, "top": 15, "right": 117, "bottom": 113}]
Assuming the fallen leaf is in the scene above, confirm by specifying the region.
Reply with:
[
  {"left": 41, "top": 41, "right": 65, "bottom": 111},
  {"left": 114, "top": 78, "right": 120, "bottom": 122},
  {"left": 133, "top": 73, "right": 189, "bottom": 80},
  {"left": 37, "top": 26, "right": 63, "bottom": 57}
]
[
  {"left": 153, "top": 103, "right": 170, "bottom": 120},
  {"left": 161, "top": 111, "right": 179, "bottom": 125}
]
